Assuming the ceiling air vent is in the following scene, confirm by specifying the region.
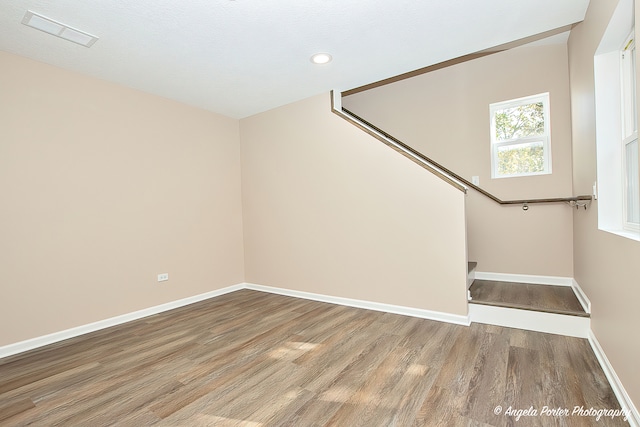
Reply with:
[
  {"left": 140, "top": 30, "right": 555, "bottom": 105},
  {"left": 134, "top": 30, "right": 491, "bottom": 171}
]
[{"left": 22, "top": 11, "right": 98, "bottom": 47}]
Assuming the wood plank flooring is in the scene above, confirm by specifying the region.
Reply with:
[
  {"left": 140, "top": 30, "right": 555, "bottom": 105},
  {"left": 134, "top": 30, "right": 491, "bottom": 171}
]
[
  {"left": 0, "top": 289, "right": 626, "bottom": 426},
  {"left": 469, "top": 280, "right": 589, "bottom": 317}
]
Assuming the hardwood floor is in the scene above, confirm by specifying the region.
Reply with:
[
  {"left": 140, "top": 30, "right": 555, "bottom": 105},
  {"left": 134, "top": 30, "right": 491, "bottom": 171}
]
[
  {"left": 469, "top": 280, "right": 588, "bottom": 317},
  {"left": 0, "top": 290, "right": 626, "bottom": 426}
]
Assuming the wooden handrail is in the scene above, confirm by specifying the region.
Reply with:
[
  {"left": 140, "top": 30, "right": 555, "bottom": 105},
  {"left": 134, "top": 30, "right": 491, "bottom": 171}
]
[
  {"left": 331, "top": 92, "right": 468, "bottom": 193},
  {"left": 332, "top": 93, "right": 592, "bottom": 207}
]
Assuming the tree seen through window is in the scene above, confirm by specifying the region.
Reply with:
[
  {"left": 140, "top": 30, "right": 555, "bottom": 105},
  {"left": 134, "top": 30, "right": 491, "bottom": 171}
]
[{"left": 490, "top": 95, "right": 550, "bottom": 178}]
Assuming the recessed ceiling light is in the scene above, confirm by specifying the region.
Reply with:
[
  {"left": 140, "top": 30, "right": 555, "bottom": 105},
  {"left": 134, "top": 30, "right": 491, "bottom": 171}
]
[
  {"left": 22, "top": 11, "right": 99, "bottom": 47},
  {"left": 310, "top": 53, "right": 332, "bottom": 65}
]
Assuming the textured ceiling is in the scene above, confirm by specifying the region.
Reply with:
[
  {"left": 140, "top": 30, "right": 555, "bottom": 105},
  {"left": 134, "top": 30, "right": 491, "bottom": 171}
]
[{"left": 0, "top": 0, "right": 590, "bottom": 118}]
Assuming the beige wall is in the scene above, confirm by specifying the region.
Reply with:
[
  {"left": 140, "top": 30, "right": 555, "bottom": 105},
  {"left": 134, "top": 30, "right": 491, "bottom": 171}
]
[
  {"left": 568, "top": 0, "right": 640, "bottom": 408},
  {"left": 0, "top": 51, "right": 245, "bottom": 346},
  {"left": 240, "top": 94, "right": 468, "bottom": 315},
  {"left": 343, "top": 43, "right": 575, "bottom": 276},
  {"left": 2, "top": 11, "right": 638, "bottom": 411}
]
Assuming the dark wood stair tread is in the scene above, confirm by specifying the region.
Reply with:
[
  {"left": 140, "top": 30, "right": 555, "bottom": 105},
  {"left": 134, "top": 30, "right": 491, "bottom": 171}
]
[{"left": 469, "top": 280, "right": 589, "bottom": 318}]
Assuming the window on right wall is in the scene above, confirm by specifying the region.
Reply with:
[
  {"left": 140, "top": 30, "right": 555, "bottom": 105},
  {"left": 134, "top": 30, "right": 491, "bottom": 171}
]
[
  {"left": 621, "top": 32, "right": 640, "bottom": 230},
  {"left": 489, "top": 93, "right": 551, "bottom": 179},
  {"left": 594, "top": 0, "right": 640, "bottom": 241}
]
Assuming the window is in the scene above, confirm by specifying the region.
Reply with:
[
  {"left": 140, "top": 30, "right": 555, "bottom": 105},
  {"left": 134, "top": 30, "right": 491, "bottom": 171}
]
[
  {"left": 594, "top": 0, "right": 640, "bottom": 241},
  {"left": 489, "top": 93, "right": 551, "bottom": 179},
  {"left": 621, "top": 32, "right": 640, "bottom": 230}
]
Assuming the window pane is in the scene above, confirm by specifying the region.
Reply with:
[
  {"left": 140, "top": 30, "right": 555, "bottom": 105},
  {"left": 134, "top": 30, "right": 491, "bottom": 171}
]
[
  {"left": 495, "top": 102, "right": 545, "bottom": 141},
  {"left": 622, "top": 46, "right": 637, "bottom": 137},
  {"left": 496, "top": 141, "right": 545, "bottom": 176},
  {"left": 626, "top": 139, "right": 639, "bottom": 224}
]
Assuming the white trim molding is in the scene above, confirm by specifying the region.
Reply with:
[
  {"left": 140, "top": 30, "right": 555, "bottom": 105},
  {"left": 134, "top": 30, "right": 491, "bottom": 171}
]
[
  {"left": 468, "top": 303, "right": 590, "bottom": 338},
  {"left": 0, "top": 282, "right": 471, "bottom": 360},
  {"left": 572, "top": 279, "right": 592, "bottom": 314},
  {"left": 1, "top": 280, "right": 637, "bottom": 426},
  {"left": 245, "top": 283, "right": 471, "bottom": 326},
  {"left": 474, "top": 271, "right": 574, "bottom": 286},
  {"left": 467, "top": 266, "right": 476, "bottom": 289},
  {"left": 588, "top": 330, "right": 640, "bottom": 427},
  {"left": 0, "top": 284, "right": 244, "bottom": 360}
]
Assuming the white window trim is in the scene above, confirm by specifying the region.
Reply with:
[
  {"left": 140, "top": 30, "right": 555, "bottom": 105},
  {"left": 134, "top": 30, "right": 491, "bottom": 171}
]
[
  {"left": 489, "top": 93, "right": 552, "bottom": 179},
  {"left": 594, "top": 0, "right": 640, "bottom": 242},
  {"left": 621, "top": 32, "right": 640, "bottom": 232},
  {"left": 622, "top": 135, "right": 639, "bottom": 232}
]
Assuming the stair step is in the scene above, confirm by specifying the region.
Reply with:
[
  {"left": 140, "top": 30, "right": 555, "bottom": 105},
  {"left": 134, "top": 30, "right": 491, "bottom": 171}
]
[
  {"left": 468, "top": 279, "right": 589, "bottom": 318},
  {"left": 467, "top": 261, "right": 477, "bottom": 274}
]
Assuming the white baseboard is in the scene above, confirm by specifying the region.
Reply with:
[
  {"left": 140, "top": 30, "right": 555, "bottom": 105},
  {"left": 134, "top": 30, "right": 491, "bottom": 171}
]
[
  {"left": 1, "top": 278, "right": 593, "bottom": 360},
  {"left": 1, "top": 280, "right": 636, "bottom": 425},
  {"left": 0, "top": 282, "right": 471, "bottom": 360},
  {"left": 245, "top": 283, "right": 471, "bottom": 326},
  {"left": 474, "top": 271, "right": 573, "bottom": 286},
  {"left": 588, "top": 331, "right": 640, "bottom": 427},
  {"left": 0, "top": 284, "right": 244, "bottom": 360},
  {"left": 467, "top": 270, "right": 476, "bottom": 289},
  {"left": 572, "top": 279, "right": 592, "bottom": 314},
  {"left": 468, "top": 303, "right": 590, "bottom": 338}
]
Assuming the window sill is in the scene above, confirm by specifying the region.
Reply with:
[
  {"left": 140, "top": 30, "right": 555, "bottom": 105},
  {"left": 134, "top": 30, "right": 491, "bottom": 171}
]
[
  {"left": 491, "top": 170, "right": 552, "bottom": 179},
  {"left": 600, "top": 227, "right": 640, "bottom": 242}
]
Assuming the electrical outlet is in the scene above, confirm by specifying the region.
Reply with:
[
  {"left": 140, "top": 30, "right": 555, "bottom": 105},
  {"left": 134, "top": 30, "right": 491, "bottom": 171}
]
[{"left": 157, "top": 273, "right": 169, "bottom": 282}]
